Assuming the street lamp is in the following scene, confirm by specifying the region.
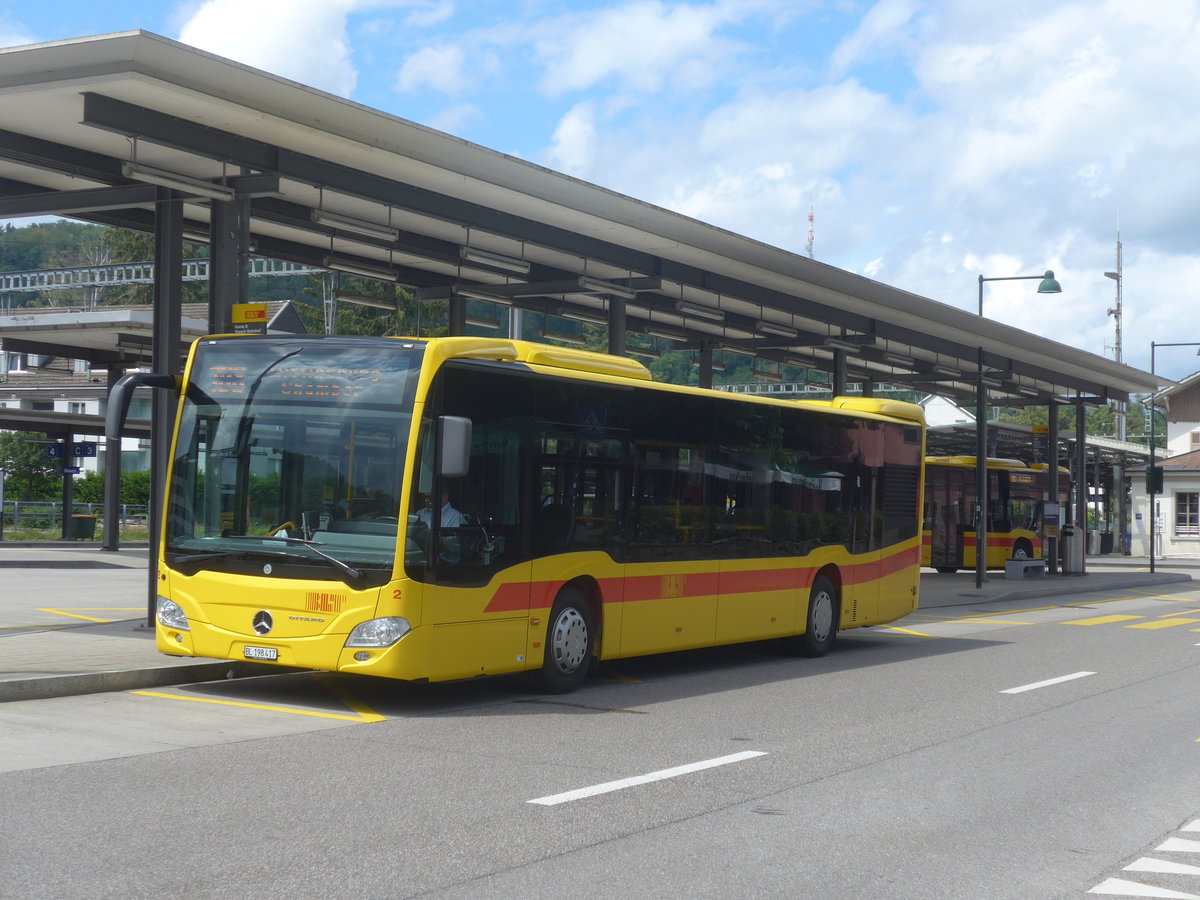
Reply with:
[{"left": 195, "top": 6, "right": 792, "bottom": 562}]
[
  {"left": 975, "top": 270, "right": 1062, "bottom": 589},
  {"left": 978, "top": 270, "right": 1062, "bottom": 316},
  {"left": 1147, "top": 340, "right": 1200, "bottom": 573}
]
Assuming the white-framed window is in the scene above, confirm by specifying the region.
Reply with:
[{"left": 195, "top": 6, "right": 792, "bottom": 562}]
[
  {"left": 1191, "top": 430, "right": 1200, "bottom": 450},
  {"left": 1177, "top": 492, "right": 1200, "bottom": 537},
  {"left": 68, "top": 401, "right": 87, "bottom": 415}
]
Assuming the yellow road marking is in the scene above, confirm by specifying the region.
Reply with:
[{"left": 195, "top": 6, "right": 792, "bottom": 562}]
[
  {"left": 132, "top": 690, "right": 381, "bottom": 723},
  {"left": 875, "top": 625, "right": 935, "bottom": 638},
  {"left": 37, "top": 607, "right": 143, "bottom": 623},
  {"left": 1123, "top": 588, "right": 1198, "bottom": 602},
  {"left": 1128, "top": 618, "right": 1200, "bottom": 630},
  {"left": 1062, "top": 614, "right": 1143, "bottom": 626},
  {"left": 314, "top": 674, "right": 386, "bottom": 723}
]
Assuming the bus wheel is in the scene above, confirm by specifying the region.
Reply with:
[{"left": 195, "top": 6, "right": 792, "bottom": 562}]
[
  {"left": 1012, "top": 540, "right": 1033, "bottom": 560},
  {"left": 795, "top": 575, "right": 838, "bottom": 658},
  {"left": 538, "top": 587, "right": 594, "bottom": 694},
  {"left": 935, "top": 567, "right": 958, "bottom": 574}
]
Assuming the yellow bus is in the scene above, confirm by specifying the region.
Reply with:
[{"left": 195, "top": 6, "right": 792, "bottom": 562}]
[
  {"left": 921, "top": 456, "right": 1068, "bottom": 573},
  {"left": 114, "top": 335, "right": 926, "bottom": 692}
]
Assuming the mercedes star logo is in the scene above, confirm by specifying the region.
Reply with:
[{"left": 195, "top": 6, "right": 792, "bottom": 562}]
[{"left": 252, "top": 610, "right": 274, "bottom": 635}]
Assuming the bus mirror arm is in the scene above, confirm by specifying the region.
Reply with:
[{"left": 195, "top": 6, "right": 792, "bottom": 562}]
[
  {"left": 101, "top": 372, "right": 180, "bottom": 554},
  {"left": 104, "top": 372, "right": 182, "bottom": 441}
]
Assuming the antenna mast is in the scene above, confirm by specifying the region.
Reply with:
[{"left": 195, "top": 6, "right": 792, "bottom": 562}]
[
  {"left": 1104, "top": 231, "right": 1124, "bottom": 440},
  {"left": 805, "top": 196, "right": 815, "bottom": 259}
]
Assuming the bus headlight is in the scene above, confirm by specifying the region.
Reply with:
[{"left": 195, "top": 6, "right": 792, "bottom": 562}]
[
  {"left": 157, "top": 596, "right": 190, "bottom": 632},
  {"left": 346, "top": 617, "right": 411, "bottom": 648}
]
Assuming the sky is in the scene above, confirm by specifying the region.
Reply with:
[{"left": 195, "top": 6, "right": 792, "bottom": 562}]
[{"left": 2, "top": 0, "right": 1199, "bottom": 379}]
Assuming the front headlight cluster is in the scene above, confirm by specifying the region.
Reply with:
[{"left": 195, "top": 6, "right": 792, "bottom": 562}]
[
  {"left": 156, "top": 596, "right": 190, "bottom": 631},
  {"left": 345, "top": 616, "right": 411, "bottom": 648}
]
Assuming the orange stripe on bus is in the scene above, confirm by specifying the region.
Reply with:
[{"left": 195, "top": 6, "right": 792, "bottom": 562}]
[{"left": 482, "top": 545, "right": 920, "bottom": 614}]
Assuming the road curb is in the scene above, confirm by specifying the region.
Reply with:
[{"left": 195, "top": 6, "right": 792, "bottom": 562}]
[
  {"left": 927, "top": 573, "right": 1194, "bottom": 610},
  {"left": 0, "top": 661, "right": 288, "bottom": 703}
]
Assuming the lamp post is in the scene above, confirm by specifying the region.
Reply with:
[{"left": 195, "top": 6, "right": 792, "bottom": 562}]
[
  {"left": 1147, "top": 340, "right": 1200, "bottom": 573},
  {"left": 975, "top": 270, "right": 1062, "bottom": 589}
]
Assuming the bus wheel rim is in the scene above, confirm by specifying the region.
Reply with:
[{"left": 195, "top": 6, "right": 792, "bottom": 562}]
[
  {"left": 812, "top": 590, "right": 834, "bottom": 641},
  {"left": 552, "top": 608, "right": 587, "bottom": 672}
]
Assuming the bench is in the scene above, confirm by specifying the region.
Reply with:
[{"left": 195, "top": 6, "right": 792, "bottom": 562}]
[{"left": 1004, "top": 558, "right": 1046, "bottom": 579}]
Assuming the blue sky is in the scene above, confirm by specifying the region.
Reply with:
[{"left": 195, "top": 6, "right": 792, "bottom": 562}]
[{"left": 3, "top": 0, "right": 1199, "bottom": 379}]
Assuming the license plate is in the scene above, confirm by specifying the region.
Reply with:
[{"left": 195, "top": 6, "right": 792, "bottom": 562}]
[{"left": 243, "top": 646, "right": 279, "bottom": 661}]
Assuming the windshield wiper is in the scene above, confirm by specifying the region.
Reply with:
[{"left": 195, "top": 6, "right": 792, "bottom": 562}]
[{"left": 215, "top": 534, "right": 365, "bottom": 584}]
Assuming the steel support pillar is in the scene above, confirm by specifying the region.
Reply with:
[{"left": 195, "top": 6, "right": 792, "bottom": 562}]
[
  {"left": 606, "top": 297, "right": 626, "bottom": 358},
  {"left": 1047, "top": 398, "right": 1059, "bottom": 574},
  {"left": 147, "top": 186, "right": 183, "bottom": 627}
]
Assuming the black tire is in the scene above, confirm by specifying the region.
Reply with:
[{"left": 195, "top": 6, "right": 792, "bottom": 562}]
[
  {"left": 795, "top": 575, "right": 838, "bottom": 658},
  {"left": 1011, "top": 540, "right": 1033, "bottom": 561},
  {"left": 935, "top": 566, "right": 958, "bottom": 574},
  {"left": 538, "top": 586, "right": 595, "bottom": 694}
]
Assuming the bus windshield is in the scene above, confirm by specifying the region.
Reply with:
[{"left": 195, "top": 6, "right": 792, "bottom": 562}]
[{"left": 164, "top": 337, "right": 423, "bottom": 584}]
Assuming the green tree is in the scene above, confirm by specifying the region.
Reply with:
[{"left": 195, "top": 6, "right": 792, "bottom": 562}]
[{"left": 0, "top": 431, "right": 61, "bottom": 501}]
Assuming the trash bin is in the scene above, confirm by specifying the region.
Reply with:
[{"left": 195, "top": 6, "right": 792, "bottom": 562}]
[
  {"left": 1100, "top": 531, "right": 1114, "bottom": 555},
  {"left": 1060, "top": 524, "right": 1083, "bottom": 574},
  {"left": 1087, "top": 530, "right": 1099, "bottom": 555},
  {"left": 68, "top": 514, "right": 98, "bottom": 540}
]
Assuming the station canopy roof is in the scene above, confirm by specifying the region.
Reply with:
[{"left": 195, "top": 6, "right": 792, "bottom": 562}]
[{"left": 0, "top": 31, "right": 1169, "bottom": 407}]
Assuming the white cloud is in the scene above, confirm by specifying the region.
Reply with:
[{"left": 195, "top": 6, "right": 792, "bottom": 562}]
[
  {"left": 177, "top": 0, "right": 362, "bottom": 97},
  {"left": 0, "top": 12, "right": 37, "bottom": 48},
  {"left": 828, "top": 0, "right": 920, "bottom": 78},
  {"left": 546, "top": 103, "right": 599, "bottom": 175},
  {"left": 395, "top": 43, "right": 470, "bottom": 94},
  {"left": 533, "top": 1, "right": 747, "bottom": 96}
]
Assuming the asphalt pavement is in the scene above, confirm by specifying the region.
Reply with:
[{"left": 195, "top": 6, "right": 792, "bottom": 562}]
[{"left": 1, "top": 540, "right": 1194, "bottom": 702}]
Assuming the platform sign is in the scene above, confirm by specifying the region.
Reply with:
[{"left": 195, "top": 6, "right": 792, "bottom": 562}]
[
  {"left": 1043, "top": 501, "right": 1061, "bottom": 538},
  {"left": 232, "top": 302, "right": 268, "bottom": 334},
  {"left": 72, "top": 442, "right": 97, "bottom": 458},
  {"left": 61, "top": 466, "right": 81, "bottom": 475},
  {"left": 45, "top": 444, "right": 64, "bottom": 459}
]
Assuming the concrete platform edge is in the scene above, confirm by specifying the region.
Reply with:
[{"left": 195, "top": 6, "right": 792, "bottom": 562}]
[{"left": 0, "top": 661, "right": 288, "bottom": 703}]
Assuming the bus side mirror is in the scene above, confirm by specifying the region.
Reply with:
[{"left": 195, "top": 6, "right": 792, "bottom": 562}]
[{"left": 438, "top": 416, "right": 472, "bottom": 477}]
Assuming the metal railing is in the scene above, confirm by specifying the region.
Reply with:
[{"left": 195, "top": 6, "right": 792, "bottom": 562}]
[{"left": 0, "top": 501, "right": 148, "bottom": 530}]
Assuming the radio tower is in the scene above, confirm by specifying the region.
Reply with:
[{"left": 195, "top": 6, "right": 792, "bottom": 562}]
[
  {"left": 1104, "top": 231, "right": 1124, "bottom": 440},
  {"left": 805, "top": 196, "right": 815, "bottom": 259}
]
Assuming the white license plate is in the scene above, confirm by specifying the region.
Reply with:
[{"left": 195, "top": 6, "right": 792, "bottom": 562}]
[{"left": 243, "top": 646, "right": 279, "bottom": 661}]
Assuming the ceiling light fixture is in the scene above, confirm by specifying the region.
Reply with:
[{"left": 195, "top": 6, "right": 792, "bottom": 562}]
[
  {"left": 675, "top": 299, "right": 725, "bottom": 322},
  {"left": 312, "top": 209, "right": 400, "bottom": 241},
  {"left": 121, "top": 161, "right": 235, "bottom": 202},
  {"left": 460, "top": 247, "right": 531, "bottom": 274},
  {"left": 558, "top": 307, "right": 608, "bottom": 326},
  {"left": 757, "top": 321, "right": 798, "bottom": 338},
  {"left": 455, "top": 285, "right": 512, "bottom": 305},
  {"left": 334, "top": 291, "right": 397, "bottom": 310},
  {"left": 324, "top": 255, "right": 398, "bottom": 281},
  {"left": 539, "top": 328, "right": 588, "bottom": 346}
]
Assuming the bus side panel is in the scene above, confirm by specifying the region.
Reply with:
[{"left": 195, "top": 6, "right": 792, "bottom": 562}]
[
  {"left": 839, "top": 554, "right": 879, "bottom": 627},
  {"left": 427, "top": 562, "right": 531, "bottom": 681},
  {"left": 715, "top": 560, "right": 800, "bottom": 644},
  {"left": 871, "top": 542, "right": 921, "bottom": 623},
  {"left": 618, "top": 564, "right": 718, "bottom": 657}
]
